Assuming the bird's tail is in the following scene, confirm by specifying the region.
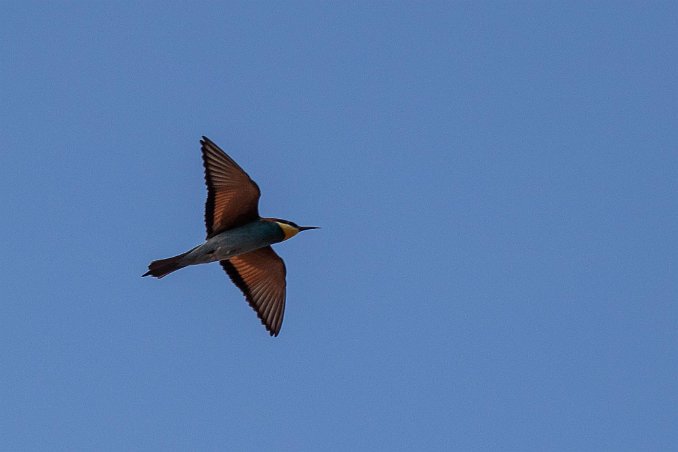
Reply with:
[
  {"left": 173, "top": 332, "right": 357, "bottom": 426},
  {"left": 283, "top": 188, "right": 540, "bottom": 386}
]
[{"left": 143, "top": 251, "right": 190, "bottom": 278}]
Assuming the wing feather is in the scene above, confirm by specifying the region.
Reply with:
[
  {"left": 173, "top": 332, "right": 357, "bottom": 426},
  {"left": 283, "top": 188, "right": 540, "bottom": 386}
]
[
  {"left": 201, "top": 137, "right": 261, "bottom": 238},
  {"left": 220, "top": 247, "right": 287, "bottom": 336}
]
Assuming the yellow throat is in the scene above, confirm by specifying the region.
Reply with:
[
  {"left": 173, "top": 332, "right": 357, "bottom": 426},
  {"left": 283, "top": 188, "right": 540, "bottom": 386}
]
[{"left": 276, "top": 222, "right": 300, "bottom": 240}]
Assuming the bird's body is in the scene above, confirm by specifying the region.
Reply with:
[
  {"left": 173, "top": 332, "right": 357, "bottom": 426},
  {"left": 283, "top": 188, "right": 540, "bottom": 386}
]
[
  {"left": 188, "top": 219, "right": 287, "bottom": 262},
  {"left": 160, "top": 220, "right": 287, "bottom": 270},
  {"left": 144, "top": 137, "right": 317, "bottom": 336}
]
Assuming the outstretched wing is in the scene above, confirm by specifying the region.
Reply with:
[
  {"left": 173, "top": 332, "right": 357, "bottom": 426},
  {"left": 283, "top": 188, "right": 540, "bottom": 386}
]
[
  {"left": 220, "top": 247, "right": 287, "bottom": 336},
  {"left": 201, "top": 136, "right": 261, "bottom": 238}
]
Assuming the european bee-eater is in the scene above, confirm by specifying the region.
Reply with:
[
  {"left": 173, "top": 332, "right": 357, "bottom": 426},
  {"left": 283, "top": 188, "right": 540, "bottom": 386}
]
[{"left": 143, "top": 137, "right": 318, "bottom": 336}]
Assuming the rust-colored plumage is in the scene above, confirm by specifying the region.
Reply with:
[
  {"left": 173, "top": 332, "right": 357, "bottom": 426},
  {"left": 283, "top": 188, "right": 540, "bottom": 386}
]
[
  {"left": 221, "top": 247, "right": 287, "bottom": 336},
  {"left": 202, "top": 138, "right": 261, "bottom": 237}
]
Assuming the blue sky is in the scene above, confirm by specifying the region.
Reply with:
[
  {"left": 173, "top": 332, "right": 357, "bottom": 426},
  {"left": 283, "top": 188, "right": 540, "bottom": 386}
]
[{"left": 1, "top": 2, "right": 676, "bottom": 450}]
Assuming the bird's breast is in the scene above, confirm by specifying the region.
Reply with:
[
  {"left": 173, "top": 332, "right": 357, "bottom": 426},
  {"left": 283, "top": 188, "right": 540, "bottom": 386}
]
[{"left": 200, "top": 221, "right": 284, "bottom": 261}]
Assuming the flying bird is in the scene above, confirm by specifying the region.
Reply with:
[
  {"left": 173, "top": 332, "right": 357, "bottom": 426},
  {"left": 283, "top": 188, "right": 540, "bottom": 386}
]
[{"left": 143, "top": 137, "right": 318, "bottom": 336}]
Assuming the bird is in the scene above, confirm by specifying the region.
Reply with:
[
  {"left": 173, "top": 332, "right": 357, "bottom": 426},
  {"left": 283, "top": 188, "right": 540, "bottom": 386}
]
[{"left": 143, "top": 136, "right": 318, "bottom": 336}]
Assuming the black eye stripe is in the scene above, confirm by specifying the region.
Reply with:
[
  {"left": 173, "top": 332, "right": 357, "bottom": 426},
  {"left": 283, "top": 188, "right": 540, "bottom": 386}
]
[{"left": 270, "top": 218, "right": 299, "bottom": 228}]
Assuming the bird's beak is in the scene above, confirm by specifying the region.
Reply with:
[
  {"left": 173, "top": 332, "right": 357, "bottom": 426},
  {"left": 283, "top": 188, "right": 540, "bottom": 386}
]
[{"left": 299, "top": 226, "right": 320, "bottom": 231}]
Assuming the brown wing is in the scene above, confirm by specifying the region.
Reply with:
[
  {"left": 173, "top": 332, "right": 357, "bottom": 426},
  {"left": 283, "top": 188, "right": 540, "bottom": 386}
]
[
  {"left": 220, "top": 247, "right": 287, "bottom": 336},
  {"left": 201, "top": 136, "right": 261, "bottom": 238}
]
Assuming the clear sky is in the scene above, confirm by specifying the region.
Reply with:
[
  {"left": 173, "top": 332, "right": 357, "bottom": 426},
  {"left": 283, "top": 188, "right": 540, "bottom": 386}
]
[{"left": 1, "top": 2, "right": 676, "bottom": 450}]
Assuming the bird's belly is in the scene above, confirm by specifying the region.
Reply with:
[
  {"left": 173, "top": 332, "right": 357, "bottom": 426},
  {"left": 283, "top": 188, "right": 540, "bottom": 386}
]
[
  {"left": 200, "top": 226, "right": 277, "bottom": 262},
  {"left": 185, "top": 241, "right": 262, "bottom": 265},
  {"left": 181, "top": 222, "right": 282, "bottom": 265},
  {"left": 211, "top": 243, "right": 257, "bottom": 260}
]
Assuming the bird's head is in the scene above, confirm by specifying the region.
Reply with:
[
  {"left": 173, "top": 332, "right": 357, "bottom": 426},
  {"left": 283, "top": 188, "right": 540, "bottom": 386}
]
[{"left": 268, "top": 218, "right": 320, "bottom": 241}]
